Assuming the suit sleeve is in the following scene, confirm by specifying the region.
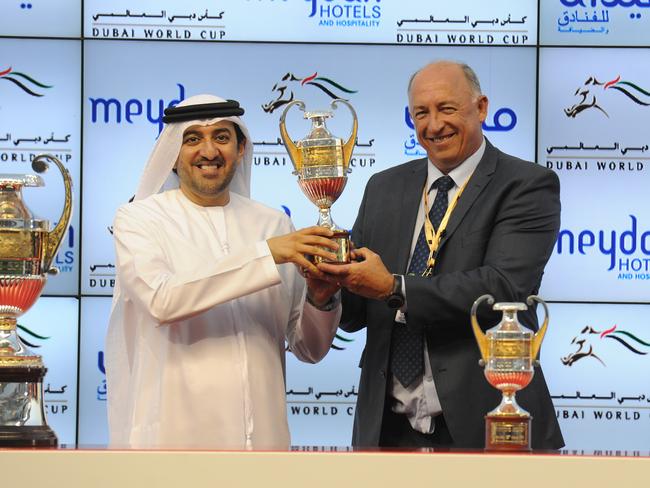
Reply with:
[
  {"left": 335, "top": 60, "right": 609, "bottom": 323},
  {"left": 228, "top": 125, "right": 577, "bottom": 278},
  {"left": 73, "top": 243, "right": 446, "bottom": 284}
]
[{"left": 404, "top": 167, "right": 561, "bottom": 329}]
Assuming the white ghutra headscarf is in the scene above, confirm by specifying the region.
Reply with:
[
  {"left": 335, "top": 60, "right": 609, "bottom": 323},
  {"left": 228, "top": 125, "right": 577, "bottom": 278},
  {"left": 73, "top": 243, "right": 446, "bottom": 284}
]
[{"left": 133, "top": 94, "right": 253, "bottom": 200}]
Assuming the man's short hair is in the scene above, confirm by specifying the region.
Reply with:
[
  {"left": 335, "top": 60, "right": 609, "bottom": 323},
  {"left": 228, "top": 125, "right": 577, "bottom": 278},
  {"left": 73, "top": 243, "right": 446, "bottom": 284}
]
[{"left": 407, "top": 61, "right": 483, "bottom": 97}]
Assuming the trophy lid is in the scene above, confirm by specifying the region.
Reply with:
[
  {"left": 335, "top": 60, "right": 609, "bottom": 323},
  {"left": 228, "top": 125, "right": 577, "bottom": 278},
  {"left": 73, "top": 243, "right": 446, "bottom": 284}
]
[
  {"left": 301, "top": 110, "right": 338, "bottom": 142},
  {"left": 492, "top": 302, "right": 528, "bottom": 312},
  {"left": 489, "top": 301, "right": 532, "bottom": 336},
  {"left": 0, "top": 174, "right": 44, "bottom": 189},
  {"left": 0, "top": 174, "right": 45, "bottom": 224},
  {"left": 304, "top": 110, "right": 333, "bottom": 120}
]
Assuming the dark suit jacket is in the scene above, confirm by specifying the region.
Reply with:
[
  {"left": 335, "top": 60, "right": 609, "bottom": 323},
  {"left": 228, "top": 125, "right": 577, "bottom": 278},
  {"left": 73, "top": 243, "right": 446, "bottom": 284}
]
[{"left": 340, "top": 140, "right": 564, "bottom": 449}]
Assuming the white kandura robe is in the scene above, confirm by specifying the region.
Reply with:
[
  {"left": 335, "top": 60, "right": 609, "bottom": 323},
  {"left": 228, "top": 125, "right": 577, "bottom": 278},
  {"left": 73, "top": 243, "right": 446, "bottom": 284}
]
[{"left": 105, "top": 189, "right": 341, "bottom": 450}]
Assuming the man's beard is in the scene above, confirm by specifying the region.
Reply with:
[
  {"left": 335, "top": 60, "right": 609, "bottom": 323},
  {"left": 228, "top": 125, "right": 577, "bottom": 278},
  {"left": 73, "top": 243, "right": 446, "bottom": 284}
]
[{"left": 178, "top": 157, "right": 238, "bottom": 198}]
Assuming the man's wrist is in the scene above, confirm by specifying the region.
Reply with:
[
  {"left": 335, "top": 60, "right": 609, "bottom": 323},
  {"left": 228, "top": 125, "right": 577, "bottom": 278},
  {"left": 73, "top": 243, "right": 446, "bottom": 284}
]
[
  {"left": 384, "top": 274, "right": 405, "bottom": 309},
  {"left": 306, "top": 291, "right": 340, "bottom": 311}
]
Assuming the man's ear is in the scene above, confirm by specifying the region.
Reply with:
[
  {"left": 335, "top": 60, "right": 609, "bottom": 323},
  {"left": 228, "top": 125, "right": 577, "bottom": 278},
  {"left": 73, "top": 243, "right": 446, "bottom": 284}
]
[{"left": 477, "top": 95, "right": 489, "bottom": 123}]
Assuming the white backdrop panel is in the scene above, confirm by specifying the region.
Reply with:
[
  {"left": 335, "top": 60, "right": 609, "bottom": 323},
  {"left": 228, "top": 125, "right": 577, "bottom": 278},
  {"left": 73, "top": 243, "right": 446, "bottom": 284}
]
[
  {"left": 541, "top": 302, "right": 650, "bottom": 451},
  {"left": 541, "top": 0, "right": 650, "bottom": 46},
  {"left": 286, "top": 330, "right": 364, "bottom": 446},
  {"left": 77, "top": 297, "right": 110, "bottom": 446},
  {"left": 20, "top": 297, "right": 79, "bottom": 445},
  {"left": 0, "top": 38, "right": 81, "bottom": 295},
  {"left": 0, "top": 0, "right": 80, "bottom": 38},
  {"left": 84, "top": 0, "right": 537, "bottom": 45},
  {"left": 82, "top": 40, "right": 536, "bottom": 296},
  {"left": 539, "top": 47, "right": 650, "bottom": 302},
  {"left": 391, "top": 0, "right": 536, "bottom": 46}
]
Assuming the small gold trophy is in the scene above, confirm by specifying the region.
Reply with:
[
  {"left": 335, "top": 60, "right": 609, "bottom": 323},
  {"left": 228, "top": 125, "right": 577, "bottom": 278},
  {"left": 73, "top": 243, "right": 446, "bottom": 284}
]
[
  {"left": 470, "top": 294, "right": 549, "bottom": 451},
  {"left": 0, "top": 154, "right": 72, "bottom": 447},
  {"left": 279, "top": 99, "right": 358, "bottom": 263}
]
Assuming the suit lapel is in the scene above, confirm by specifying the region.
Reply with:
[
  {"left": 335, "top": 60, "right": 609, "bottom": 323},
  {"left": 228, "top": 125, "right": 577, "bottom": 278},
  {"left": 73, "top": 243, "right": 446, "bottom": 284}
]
[
  {"left": 441, "top": 141, "right": 498, "bottom": 246},
  {"left": 395, "top": 159, "right": 427, "bottom": 273}
]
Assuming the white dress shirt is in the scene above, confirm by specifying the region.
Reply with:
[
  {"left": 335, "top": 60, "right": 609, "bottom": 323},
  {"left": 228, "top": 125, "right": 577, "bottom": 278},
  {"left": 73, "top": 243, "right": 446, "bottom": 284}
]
[{"left": 391, "top": 138, "right": 486, "bottom": 433}]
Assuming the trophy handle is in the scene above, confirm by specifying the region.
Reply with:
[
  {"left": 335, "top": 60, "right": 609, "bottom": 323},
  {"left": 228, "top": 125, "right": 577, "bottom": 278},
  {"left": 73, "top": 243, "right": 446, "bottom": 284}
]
[
  {"left": 279, "top": 100, "right": 306, "bottom": 173},
  {"left": 527, "top": 295, "right": 549, "bottom": 360},
  {"left": 331, "top": 99, "right": 358, "bottom": 172},
  {"left": 32, "top": 154, "right": 73, "bottom": 273},
  {"left": 470, "top": 294, "right": 494, "bottom": 362}
]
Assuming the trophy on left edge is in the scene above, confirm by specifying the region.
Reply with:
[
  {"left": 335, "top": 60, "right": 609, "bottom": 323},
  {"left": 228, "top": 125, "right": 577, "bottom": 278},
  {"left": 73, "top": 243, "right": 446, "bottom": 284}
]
[{"left": 0, "top": 154, "right": 72, "bottom": 447}]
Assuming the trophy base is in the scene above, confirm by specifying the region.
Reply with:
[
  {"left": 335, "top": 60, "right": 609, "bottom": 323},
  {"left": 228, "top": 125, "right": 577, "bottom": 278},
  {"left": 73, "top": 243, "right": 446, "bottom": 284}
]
[
  {"left": 0, "top": 425, "right": 58, "bottom": 448},
  {"left": 0, "top": 365, "right": 57, "bottom": 447},
  {"left": 485, "top": 414, "right": 532, "bottom": 451},
  {"left": 313, "top": 230, "right": 350, "bottom": 264}
]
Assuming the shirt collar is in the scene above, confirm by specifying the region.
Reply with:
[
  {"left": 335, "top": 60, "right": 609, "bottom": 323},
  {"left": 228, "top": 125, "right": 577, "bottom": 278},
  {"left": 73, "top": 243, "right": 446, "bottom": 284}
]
[{"left": 426, "top": 137, "right": 486, "bottom": 191}]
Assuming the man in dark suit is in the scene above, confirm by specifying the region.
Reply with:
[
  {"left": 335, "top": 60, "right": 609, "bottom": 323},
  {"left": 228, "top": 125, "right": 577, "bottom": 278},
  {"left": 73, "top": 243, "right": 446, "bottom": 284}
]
[{"left": 317, "top": 61, "right": 564, "bottom": 449}]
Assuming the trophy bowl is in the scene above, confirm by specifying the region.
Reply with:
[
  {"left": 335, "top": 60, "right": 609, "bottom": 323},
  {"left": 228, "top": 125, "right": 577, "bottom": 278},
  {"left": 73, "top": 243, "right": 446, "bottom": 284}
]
[
  {"left": 297, "top": 176, "right": 347, "bottom": 209},
  {"left": 471, "top": 294, "right": 549, "bottom": 451},
  {"left": 0, "top": 276, "right": 47, "bottom": 317},
  {"left": 279, "top": 99, "right": 358, "bottom": 264},
  {"left": 0, "top": 154, "right": 73, "bottom": 447}
]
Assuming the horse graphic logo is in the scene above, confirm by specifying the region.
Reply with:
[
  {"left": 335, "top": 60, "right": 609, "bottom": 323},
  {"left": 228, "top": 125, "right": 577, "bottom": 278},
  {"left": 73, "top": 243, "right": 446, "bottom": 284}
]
[
  {"left": 0, "top": 66, "right": 52, "bottom": 97},
  {"left": 262, "top": 71, "right": 357, "bottom": 114},
  {"left": 565, "top": 75, "right": 650, "bottom": 118},
  {"left": 561, "top": 324, "right": 650, "bottom": 366}
]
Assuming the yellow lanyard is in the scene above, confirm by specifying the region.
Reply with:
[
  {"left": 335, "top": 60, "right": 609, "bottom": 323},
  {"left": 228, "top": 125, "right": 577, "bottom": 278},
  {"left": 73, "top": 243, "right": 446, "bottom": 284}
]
[{"left": 420, "top": 177, "right": 470, "bottom": 277}]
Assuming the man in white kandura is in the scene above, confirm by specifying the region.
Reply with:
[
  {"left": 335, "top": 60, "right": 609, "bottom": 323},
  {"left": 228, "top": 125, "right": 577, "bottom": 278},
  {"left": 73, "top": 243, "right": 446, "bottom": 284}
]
[{"left": 105, "top": 94, "right": 341, "bottom": 450}]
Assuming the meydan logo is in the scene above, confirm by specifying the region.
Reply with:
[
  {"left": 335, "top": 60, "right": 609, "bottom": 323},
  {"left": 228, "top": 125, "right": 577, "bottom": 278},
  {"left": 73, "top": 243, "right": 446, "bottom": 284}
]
[
  {"left": 556, "top": 215, "right": 650, "bottom": 272},
  {"left": 262, "top": 72, "right": 357, "bottom": 114},
  {"left": 562, "top": 325, "right": 650, "bottom": 366},
  {"left": 0, "top": 66, "right": 52, "bottom": 97},
  {"left": 88, "top": 83, "right": 185, "bottom": 134},
  {"left": 565, "top": 75, "right": 650, "bottom": 118}
]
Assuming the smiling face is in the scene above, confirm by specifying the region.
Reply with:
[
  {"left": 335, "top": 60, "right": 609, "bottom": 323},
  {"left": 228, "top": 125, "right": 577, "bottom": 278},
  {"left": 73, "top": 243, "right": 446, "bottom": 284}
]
[
  {"left": 408, "top": 62, "right": 488, "bottom": 173},
  {"left": 175, "top": 120, "right": 245, "bottom": 206}
]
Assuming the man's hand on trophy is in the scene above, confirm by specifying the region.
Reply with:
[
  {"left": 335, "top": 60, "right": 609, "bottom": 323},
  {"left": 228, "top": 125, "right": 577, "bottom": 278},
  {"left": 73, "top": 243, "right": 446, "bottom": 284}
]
[
  {"left": 317, "top": 247, "right": 394, "bottom": 300},
  {"left": 267, "top": 226, "right": 338, "bottom": 276}
]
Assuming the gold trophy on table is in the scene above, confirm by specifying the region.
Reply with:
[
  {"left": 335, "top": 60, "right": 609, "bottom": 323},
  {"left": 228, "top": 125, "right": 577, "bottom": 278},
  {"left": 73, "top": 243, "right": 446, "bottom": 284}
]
[
  {"left": 0, "top": 154, "right": 72, "bottom": 447},
  {"left": 279, "top": 99, "right": 358, "bottom": 263},
  {"left": 470, "top": 294, "right": 549, "bottom": 451}
]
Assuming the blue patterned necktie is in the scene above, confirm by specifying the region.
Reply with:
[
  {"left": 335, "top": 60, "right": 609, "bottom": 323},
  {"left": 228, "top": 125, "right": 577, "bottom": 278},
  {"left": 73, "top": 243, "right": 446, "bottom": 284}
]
[{"left": 390, "top": 175, "right": 455, "bottom": 388}]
